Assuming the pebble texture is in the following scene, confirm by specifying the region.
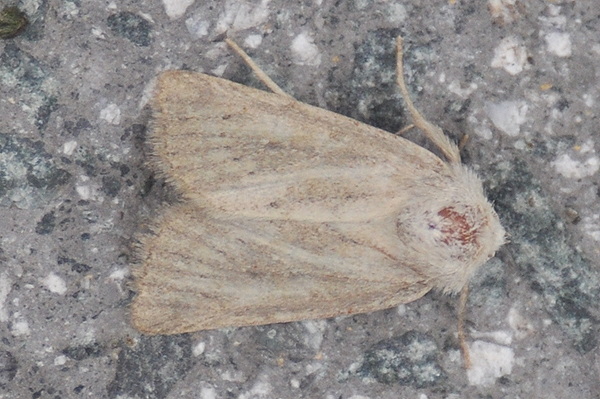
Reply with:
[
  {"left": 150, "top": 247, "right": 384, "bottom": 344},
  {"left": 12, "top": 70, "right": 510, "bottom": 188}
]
[{"left": 1, "top": 0, "right": 599, "bottom": 398}]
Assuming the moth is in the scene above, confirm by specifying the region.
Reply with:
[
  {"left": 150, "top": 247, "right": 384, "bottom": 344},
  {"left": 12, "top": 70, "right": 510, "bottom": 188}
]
[{"left": 132, "top": 37, "right": 505, "bottom": 363}]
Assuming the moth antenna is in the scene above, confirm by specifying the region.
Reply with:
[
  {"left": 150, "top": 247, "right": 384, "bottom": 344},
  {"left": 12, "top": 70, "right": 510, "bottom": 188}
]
[
  {"left": 225, "top": 38, "right": 293, "bottom": 99},
  {"left": 458, "top": 285, "right": 472, "bottom": 369},
  {"left": 395, "top": 37, "right": 461, "bottom": 164}
]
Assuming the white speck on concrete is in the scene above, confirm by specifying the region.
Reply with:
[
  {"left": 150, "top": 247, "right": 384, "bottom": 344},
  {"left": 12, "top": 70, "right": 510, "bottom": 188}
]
[
  {"left": 185, "top": 14, "right": 209, "bottom": 38},
  {"left": 63, "top": 1, "right": 79, "bottom": 17},
  {"left": 76, "top": 185, "right": 92, "bottom": 200},
  {"left": 467, "top": 340, "right": 514, "bottom": 386},
  {"left": 80, "top": 275, "right": 93, "bottom": 290},
  {"left": 553, "top": 153, "right": 599, "bottom": 179},
  {"left": 507, "top": 306, "right": 535, "bottom": 340},
  {"left": 488, "top": 0, "right": 521, "bottom": 25},
  {"left": 540, "top": 89, "right": 560, "bottom": 108},
  {"left": 211, "top": 64, "right": 228, "bottom": 77},
  {"left": 54, "top": 355, "right": 67, "bottom": 366},
  {"left": 545, "top": 31, "right": 572, "bottom": 57},
  {"left": 541, "top": 4, "right": 567, "bottom": 29},
  {"left": 447, "top": 80, "right": 478, "bottom": 98},
  {"left": 291, "top": 32, "right": 321, "bottom": 67},
  {"left": 353, "top": 0, "right": 370, "bottom": 10},
  {"left": 204, "top": 44, "right": 228, "bottom": 61},
  {"left": 485, "top": 100, "right": 528, "bottom": 136},
  {"left": 386, "top": 3, "right": 407, "bottom": 24},
  {"left": 305, "top": 362, "right": 324, "bottom": 376},
  {"left": 471, "top": 329, "right": 513, "bottom": 346},
  {"left": 543, "top": 319, "right": 552, "bottom": 327},
  {"left": 11, "top": 314, "right": 30, "bottom": 337},
  {"left": 0, "top": 273, "right": 11, "bottom": 322},
  {"left": 43, "top": 273, "right": 68, "bottom": 295},
  {"left": 348, "top": 396, "right": 371, "bottom": 399},
  {"left": 221, "top": 369, "right": 244, "bottom": 382},
  {"left": 100, "top": 103, "right": 121, "bottom": 125},
  {"left": 547, "top": 3, "right": 562, "bottom": 18},
  {"left": 200, "top": 386, "right": 217, "bottom": 399},
  {"left": 193, "top": 341, "right": 206, "bottom": 356},
  {"left": 76, "top": 176, "right": 103, "bottom": 202},
  {"left": 583, "top": 215, "right": 600, "bottom": 241},
  {"left": 579, "top": 140, "right": 595, "bottom": 154},
  {"left": 301, "top": 320, "right": 326, "bottom": 350},
  {"left": 140, "top": 78, "right": 158, "bottom": 109},
  {"left": 468, "top": 115, "right": 494, "bottom": 140},
  {"left": 162, "top": 0, "right": 195, "bottom": 19},
  {"left": 215, "top": 0, "right": 271, "bottom": 34},
  {"left": 474, "top": 126, "right": 494, "bottom": 140},
  {"left": 491, "top": 36, "right": 527, "bottom": 75},
  {"left": 91, "top": 27, "right": 105, "bottom": 39},
  {"left": 244, "top": 34, "right": 263, "bottom": 49},
  {"left": 396, "top": 304, "right": 407, "bottom": 316},
  {"left": 109, "top": 268, "right": 128, "bottom": 281},
  {"left": 62, "top": 140, "right": 78, "bottom": 156},
  {"left": 513, "top": 139, "right": 526, "bottom": 150},
  {"left": 238, "top": 379, "right": 272, "bottom": 399}
]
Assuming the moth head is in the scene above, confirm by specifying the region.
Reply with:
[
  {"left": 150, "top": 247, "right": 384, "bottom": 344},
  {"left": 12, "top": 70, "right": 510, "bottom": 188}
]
[{"left": 396, "top": 164, "right": 505, "bottom": 294}]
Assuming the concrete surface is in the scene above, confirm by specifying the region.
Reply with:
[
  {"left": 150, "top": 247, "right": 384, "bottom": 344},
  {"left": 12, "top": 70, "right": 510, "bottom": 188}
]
[{"left": 1, "top": 0, "right": 599, "bottom": 398}]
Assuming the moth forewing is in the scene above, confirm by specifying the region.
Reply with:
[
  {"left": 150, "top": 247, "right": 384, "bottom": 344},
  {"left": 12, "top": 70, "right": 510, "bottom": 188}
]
[
  {"left": 152, "top": 71, "right": 450, "bottom": 221},
  {"left": 132, "top": 203, "right": 434, "bottom": 335},
  {"left": 133, "top": 37, "right": 505, "bottom": 349}
]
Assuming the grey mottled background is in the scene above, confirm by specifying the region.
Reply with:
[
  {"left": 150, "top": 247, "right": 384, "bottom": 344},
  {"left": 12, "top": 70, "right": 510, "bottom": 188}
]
[{"left": 1, "top": 0, "right": 599, "bottom": 398}]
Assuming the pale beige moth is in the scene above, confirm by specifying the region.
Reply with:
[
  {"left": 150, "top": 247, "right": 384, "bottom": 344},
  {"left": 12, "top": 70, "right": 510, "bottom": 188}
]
[{"left": 132, "top": 38, "right": 505, "bottom": 365}]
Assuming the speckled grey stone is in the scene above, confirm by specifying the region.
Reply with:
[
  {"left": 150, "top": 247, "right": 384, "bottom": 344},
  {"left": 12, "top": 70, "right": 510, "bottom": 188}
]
[
  {"left": 107, "top": 11, "right": 152, "bottom": 47},
  {"left": 0, "top": 133, "right": 71, "bottom": 209},
  {"left": 357, "top": 331, "right": 446, "bottom": 388},
  {"left": 2, "top": 1, "right": 600, "bottom": 398}
]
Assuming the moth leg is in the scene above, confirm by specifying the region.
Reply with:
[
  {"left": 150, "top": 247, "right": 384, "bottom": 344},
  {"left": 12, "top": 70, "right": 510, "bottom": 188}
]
[
  {"left": 458, "top": 284, "right": 472, "bottom": 369},
  {"left": 458, "top": 133, "right": 470, "bottom": 151},
  {"left": 397, "top": 123, "right": 415, "bottom": 135},
  {"left": 225, "top": 38, "right": 293, "bottom": 99},
  {"left": 395, "top": 37, "right": 462, "bottom": 164}
]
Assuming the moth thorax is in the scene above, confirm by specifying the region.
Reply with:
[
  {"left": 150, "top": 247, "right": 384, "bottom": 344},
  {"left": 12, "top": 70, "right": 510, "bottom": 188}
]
[
  {"left": 397, "top": 201, "right": 488, "bottom": 269},
  {"left": 397, "top": 189, "right": 505, "bottom": 292},
  {"left": 435, "top": 206, "right": 479, "bottom": 252}
]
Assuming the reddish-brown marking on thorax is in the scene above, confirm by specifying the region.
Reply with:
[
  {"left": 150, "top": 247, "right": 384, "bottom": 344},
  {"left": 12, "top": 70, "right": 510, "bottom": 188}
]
[{"left": 438, "top": 207, "right": 477, "bottom": 246}]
